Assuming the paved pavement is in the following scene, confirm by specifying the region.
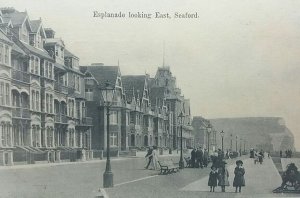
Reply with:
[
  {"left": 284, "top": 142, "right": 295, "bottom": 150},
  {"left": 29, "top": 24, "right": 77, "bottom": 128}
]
[{"left": 1, "top": 153, "right": 299, "bottom": 198}]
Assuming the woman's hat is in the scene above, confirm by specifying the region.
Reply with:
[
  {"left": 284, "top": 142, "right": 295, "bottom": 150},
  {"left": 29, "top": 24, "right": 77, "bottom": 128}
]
[{"left": 236, "top": 160, "right": 243, "bottom": 165}]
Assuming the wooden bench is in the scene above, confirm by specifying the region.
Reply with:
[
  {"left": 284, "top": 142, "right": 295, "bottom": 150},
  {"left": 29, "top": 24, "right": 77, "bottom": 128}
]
[{"left": 158, "top": 159, "right": 180, "bottom": 175}]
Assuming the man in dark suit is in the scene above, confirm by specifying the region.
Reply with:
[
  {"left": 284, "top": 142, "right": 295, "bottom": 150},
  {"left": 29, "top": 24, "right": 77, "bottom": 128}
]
[
  {"left": 145, "top": 146, "right": 153, "bottom": 169},
  {"left": 191, "top": 148, "right": 196, "bottom": 168},
  {"left": 195, "top": 147, "right": 203, "bottom": 168}
]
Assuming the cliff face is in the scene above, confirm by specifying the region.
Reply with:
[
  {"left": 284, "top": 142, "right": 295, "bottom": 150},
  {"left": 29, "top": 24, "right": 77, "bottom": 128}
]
[{"left": 209, "top": 117, "right": 295, "bottom": 152}]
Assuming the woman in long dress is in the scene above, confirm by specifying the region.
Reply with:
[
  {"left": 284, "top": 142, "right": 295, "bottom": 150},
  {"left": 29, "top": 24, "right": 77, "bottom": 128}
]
[{"left": 151, "top": 147, "right": 159, "bottom": 170}]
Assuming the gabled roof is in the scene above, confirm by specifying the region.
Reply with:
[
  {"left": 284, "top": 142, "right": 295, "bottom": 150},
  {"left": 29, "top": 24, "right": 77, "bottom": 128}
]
[
  {"left": 29, "top": 19, "right": 41, "bottom": 33},
  {"left": 122, "top": 75, "right": 146, "bottom": 102},
  {"left": 12, "top": 35, "right": 53, "bottom": 60},
  {"left": 3, "top": 11, "right": 30, "bottom": 28},
  {"left": 64, "top": 48, "right": 79, "bottom": 59},
  {"left": 80, "top": 66, "right": 119, "bottom": 89},
  {"left": 149, "top": 87, "right": 166, "bottom": 108}
]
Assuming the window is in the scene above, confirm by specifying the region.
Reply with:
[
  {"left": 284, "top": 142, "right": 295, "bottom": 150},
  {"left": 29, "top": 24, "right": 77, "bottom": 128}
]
[
  {"left": 4, "top": 46, "right": 9, "bottom": 64},
  {"left": 76, "top": 101, "right": 80, "bottom": 119},
  {"left": 46, "top": 94, "right": 49, "bottom": 113},
  {"left": 31, "top": 90, "right": 35, "bottom": 110},
  {"left": 50, "top": 95, "right": 53, "bottom": 113},
  {"left": 35, "top": 58, "right": 39, "bottom": 75},
  {"left": 76, "top": 76, "right": 80, "bottom": 91},
  {"left": 49, "top": 63, "right": 53, "bottom": 79},
  {"left": 110, "top": 111, "right": 118, "bottom": 124},
  {"left": 36, "top": 91, "right": 39, "bottom": 111},
  {"left": 5, "top": 84, "right": 9, "bottom": 105},
  {"left": 45, "top": 61, "right": 48, "bottom": 78},
  {"left": 0, "top": 82, "right": 4, "bottom": 105},
  {"left": 0, "top": 44, "right": 3, "bottom": 63},
  {"left": 30, "top": 57, "right": 34, "bottom": 73},
  {"left": 110, "top": 133, "right": 117, "bottom": 147},
  {"left": 2, "top": 123, "right": 6, "bottom": 146}
]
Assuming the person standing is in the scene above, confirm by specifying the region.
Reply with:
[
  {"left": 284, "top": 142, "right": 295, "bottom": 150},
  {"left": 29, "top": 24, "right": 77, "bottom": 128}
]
[
  {"left": 191, "top": 148, "right": 196, "bottom": 168},
  {"left": 151, "top": 146, "right": 159, "bottom": 170},
  {"left": 144, "top": 146, "right": 153, "bottom": 169},
  {"left": 280, "top": 150, "right": 282, "bottom": 158},
  {"left": 233, "top": 160, "right": 245, "bottom": 193},
  {"left": 208, "top": 165, "right": 218, "bottom": 192},
  {"left": 203, "top": 148, "right": 209, "bottom": 167},
  {"left": 196, "top": 147, "right": 203, "bottom": 168},
  {"left": 218, "top": 161, "right": 230, "bottom": 192}
]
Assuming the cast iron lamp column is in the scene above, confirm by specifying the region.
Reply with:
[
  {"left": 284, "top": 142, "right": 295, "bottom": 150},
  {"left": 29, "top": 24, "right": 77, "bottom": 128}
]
[
  {"left": 178, "top": 111, "right": 185, "bottom": 169},
  {"left": 230, "top": 134, "right": 233, "bottom": 151},
  {"left": 207, "top": 123, "right": 212, "bottom": 155},
  {"left": 235, "top": 135, "right": 238, "bottom": 152},
  {"left": 220, "top": 130, "right": 224, "bottom": 152},
  {"left": 102, "top": 81, "right": 115, "bottom": 188}
]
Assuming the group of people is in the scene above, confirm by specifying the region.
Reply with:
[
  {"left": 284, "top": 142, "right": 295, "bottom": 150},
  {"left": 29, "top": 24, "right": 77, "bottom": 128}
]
[
  {"left": 280, "top": 150, "right": 293, "bottom": 158},
  {"left": 190, "top": 147, "right": 209, "bottom": 168},
  {"left": 208, "top": 160, "right": 246, "bottom": 193},
  {"left": 144, "top": 146, "right": 159, "bottom": 170},
  {"left": 250, "top": 149, "right": 265, "bottom": 164}
]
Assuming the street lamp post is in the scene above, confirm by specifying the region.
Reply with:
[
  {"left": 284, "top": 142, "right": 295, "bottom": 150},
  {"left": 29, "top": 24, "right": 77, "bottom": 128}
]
[
  {"left": 230, "top": 134, "right": 232, "bottom": 151},
  {"left": 244, "top": 140, "right": 246, "bottom": 152},
  {"left": 178, "top": 111, "right": 185, "bottom": 169},
  {"left": 220, "top": 130, "right": 224, "bottom": 152},
  {"left": 240, "top": 138, "right": 242, "bottom": 156},
  {"left": 235, "top": 135, "right": 238, "bottom": 152},
  {"left": 102, "top": 81, "right": 115, "bottom": 188},
  {"left": 207, "top": 123, "right": 212, "bottom": 154}
]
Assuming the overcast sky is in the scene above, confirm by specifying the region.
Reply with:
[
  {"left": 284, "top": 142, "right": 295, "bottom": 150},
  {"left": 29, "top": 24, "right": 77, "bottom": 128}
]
[{"left": 2, "top": 0, "right": 300, "bottom": 149}]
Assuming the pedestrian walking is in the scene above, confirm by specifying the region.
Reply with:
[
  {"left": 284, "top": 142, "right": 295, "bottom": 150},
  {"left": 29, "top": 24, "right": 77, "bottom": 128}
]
[
  {"left": 191, "top": 148, "right": 196, "bottom": 168},
  {"left": 233, "top": 160, "right": 245, "bottom": 193},
  {"left": 208, "top": 165, "right": 218, "bottom": 192},
  {"left": 203, "top": 148, "right": 209, "bottom": 167},
  {"left": 151, "top": 146, "right": 159, "bottom": 170},
  {"left": 280, "top": 150, "right": 282, "bottom": 158},
  {"left": 195, "top": 147, "right": 203, "bottom": 168},
  {"left": 218, "top": 161, "right": 230, "bottom": 192},
  {"left": 144, "top": 146, "right": 153, "bottom": 169}
]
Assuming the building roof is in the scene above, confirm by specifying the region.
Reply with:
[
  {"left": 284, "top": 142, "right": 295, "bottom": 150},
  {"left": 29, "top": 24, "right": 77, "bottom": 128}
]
[
  {"left": 122, "top": 75, "right": 146, "bottom": 102},
  {"left": 21, "top": 41, "right": 53, "bottom": 60},
  {"left": 44, "top": 38, "right": 65, "bottom": 46},
  {"left": 81, "top": 66, "right": 119, "bottom": 89},
  {"left": 2, "top": 11, "right": 28, "bottom": 27},
  {"left": 0, "top": 29, "right": 12, "bottom": 44},
  {"left": 64, "top": 48, "right": 79, "bottom": 59},
  {"left": 29, "top": 19, "right": 41, "bottom": 33},
  {"left": 149, "top": 87, "right": 166, "bottom": 107},
  {"left": 12, "top": 43, "right": 26, "bottom": 55}
]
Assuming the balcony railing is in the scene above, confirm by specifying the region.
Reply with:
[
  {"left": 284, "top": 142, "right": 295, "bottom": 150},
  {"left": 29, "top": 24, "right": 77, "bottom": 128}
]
[
  {"left": 12, "top": 107, "right": 30, "bottom": 119},
  {"left": 12, "top": 70, "right": 30, "bottom": 83},
  {"left": 54, "top": 82, "right": 68, "bottom": 94}
]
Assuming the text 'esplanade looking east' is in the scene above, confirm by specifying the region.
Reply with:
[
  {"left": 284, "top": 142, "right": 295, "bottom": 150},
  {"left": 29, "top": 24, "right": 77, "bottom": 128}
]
[{"left": 93, "top": 11, "right": 199, "bottom": 19}]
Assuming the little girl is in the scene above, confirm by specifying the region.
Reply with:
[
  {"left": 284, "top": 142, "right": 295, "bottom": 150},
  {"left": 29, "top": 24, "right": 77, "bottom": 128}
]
[
  {"left": 208, "top": 166, "right": 218, "bottom": 192},
  {"left": 218, "top": 161, "right": 230, "bottom": 192},
  {"left": 233, "top": 160, "right": 245, "bottom": 193}
]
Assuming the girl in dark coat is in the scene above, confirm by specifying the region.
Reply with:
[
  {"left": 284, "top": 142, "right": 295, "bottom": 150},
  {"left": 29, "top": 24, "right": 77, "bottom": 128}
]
[
  {"left": 233, "top": 160, "right": 245, "bottom": 193},
  {"left": 218, "top": 161, "right": 230, "bottom": 192},
  {"left": 208, "top": 166, "right": 218, "bottom": 192}
]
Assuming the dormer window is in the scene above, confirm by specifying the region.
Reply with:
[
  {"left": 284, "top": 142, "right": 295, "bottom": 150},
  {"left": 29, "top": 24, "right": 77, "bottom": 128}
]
[
  {"left": 21, "top": 23, "right": 29, "bottom": 43},
  {"left": 60, "top": 47, "right": 64, "bottom": 58}
]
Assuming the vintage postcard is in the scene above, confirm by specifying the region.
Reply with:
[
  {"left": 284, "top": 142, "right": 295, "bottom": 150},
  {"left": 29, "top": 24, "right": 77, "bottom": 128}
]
[{"left": 0, "top": 0, "right": 299, "bottom": 197}]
